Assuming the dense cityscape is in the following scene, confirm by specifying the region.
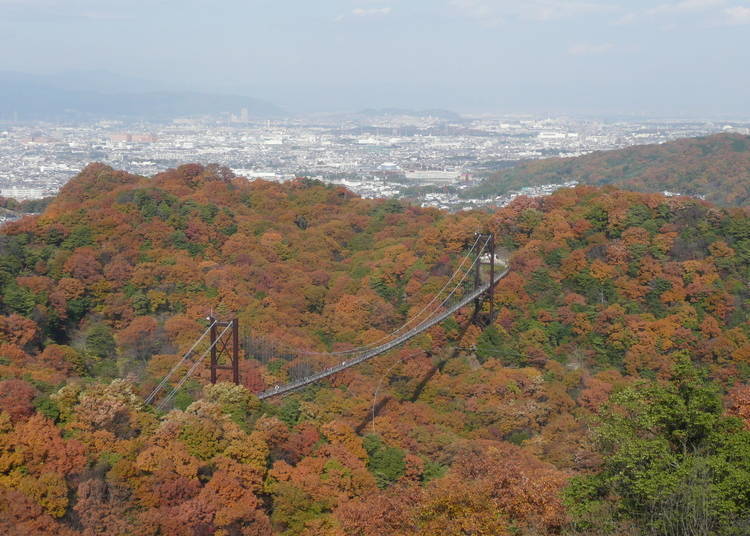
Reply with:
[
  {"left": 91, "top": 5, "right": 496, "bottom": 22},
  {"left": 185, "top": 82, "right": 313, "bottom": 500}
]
[{"left": 1, "top": 111, "right": 748, "bottom": 211}]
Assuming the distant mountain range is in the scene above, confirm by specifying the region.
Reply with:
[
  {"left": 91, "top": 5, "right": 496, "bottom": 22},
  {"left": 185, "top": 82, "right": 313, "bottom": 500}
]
[
  {"left": 0, "top": 70, "right": 284, "bottom": 120},
  {"left": 464, "top": 133, "right": 750, "bottom": 207}
]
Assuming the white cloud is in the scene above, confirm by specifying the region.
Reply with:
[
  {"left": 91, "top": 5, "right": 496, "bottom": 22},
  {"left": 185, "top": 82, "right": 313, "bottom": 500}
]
[
  {"left": 642, "top": 0, "right": 750, "bottom": 26},
  {"left": 723, "top": 5, "right": 750, "bottom": 24},
  {"left": 647, "top": 0, "right": 726, "bottom": 16},
  {"left": 80, "top": 11, "right": 132, "bottom": 20},
  {"left": 334, "top": 6, "right": 391, "bottom": 22},
  {"left": 568, "top": 42, "right": 615, "bottom": 55},
  {"left": 613, "top": 0, "right": 750, "bottom": 27},
  {"left": 352, "top": 7, "right": 392, "bottom": 17},
  {"left": 449, "top": 0, "right": 616, "bottom": 25},
  {"left": 613, "top": 11, "right": 637, "bottom": 24}
]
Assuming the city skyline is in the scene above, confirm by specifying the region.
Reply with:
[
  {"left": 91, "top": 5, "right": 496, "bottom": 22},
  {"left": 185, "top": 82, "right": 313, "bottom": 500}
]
[{"left": 1, "top": 112, "right": 745, "bottom": 212}]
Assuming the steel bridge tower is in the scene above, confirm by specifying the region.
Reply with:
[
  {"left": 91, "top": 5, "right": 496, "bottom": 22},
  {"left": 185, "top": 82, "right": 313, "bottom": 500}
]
[
  {"left": 208, "top": 316, "right": 240, "bottom": 385},
  {"left": 473, "top": 232, "right": 496, "bottom": 323}
]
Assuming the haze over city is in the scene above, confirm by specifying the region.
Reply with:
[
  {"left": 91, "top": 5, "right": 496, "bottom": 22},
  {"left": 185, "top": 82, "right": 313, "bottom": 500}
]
[{"left": 2, "top": 0, "right": 749, "bottom": 117}]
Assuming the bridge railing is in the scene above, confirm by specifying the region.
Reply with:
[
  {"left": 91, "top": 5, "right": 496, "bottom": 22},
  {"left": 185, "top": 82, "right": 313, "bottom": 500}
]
[
  {"left": 146, "top": 234, "right": 508, "bottom": 407},
  {"left": 258, "top": 266, "right": 509, "bottom": 400}
]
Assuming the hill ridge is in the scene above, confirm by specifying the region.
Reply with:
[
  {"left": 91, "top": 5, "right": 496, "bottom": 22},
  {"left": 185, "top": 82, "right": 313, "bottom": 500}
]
[{"left": 466, "top": 132, "right": 750, "bottom": 207}]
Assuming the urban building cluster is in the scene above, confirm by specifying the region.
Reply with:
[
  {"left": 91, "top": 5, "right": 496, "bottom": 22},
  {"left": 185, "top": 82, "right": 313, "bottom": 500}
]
[{"left": 0, "top": 113, "right": 747, "bottom": 211}]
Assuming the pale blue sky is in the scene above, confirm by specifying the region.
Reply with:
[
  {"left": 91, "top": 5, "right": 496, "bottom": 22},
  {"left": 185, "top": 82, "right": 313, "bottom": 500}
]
[{"left": 1, "top": 0, "right": 749, "bottom": 116}]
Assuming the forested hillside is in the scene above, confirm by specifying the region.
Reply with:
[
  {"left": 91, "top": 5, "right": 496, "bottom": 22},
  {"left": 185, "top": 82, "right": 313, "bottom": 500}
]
[
  {"left": 466, "top": 133, "right": 750, "bottom": 207},
  {"left": 0, "top": 163, "right": 749, "bottom": 535}
]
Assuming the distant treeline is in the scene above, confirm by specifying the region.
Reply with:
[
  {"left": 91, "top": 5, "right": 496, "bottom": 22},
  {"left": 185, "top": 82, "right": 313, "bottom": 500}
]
[
  {"left": 0, "top": 196, "right": 55, "bottom": 214},
  {"left": 464, "top": 133, "right": 750, "bottom": 207}
]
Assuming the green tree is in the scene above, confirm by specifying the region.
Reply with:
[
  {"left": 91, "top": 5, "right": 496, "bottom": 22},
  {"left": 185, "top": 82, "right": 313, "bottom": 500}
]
[
  {"left": 476, "top": 325, "right": 521, "bottom": 365},
  {"left": 565, "top": 359, "right": 750, "bottom": 535},
  {"left": 476, "top": 325, "right": 504, "bottom": 363},
  {"left": 203, "top": 382, "right": 259, "bottom": 426},
  {"left": 363, "top": 434, "right": 405, "bottom": 488},
  {"left": 61, "top": 224, "right": 94, "bottom": 249},
  {"left": 85, "top": 323, "right": 116, "bottom": 358},
  {"left": 279, "top": 397, "right": 302, "bottom": 427},
  {"left": 3, "top": 284, "right": 36, "bottom": 316}
]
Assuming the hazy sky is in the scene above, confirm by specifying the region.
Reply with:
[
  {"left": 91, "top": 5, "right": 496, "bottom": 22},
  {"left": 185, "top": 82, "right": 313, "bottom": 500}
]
[{"left": 2, "top": 0, "right": 749, "bottom": 116}]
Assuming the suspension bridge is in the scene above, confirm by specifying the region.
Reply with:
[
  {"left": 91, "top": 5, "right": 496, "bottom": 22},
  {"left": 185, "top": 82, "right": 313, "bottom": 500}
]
[{"left": 145, "top": 233, "right": 509, "bottom": 409}]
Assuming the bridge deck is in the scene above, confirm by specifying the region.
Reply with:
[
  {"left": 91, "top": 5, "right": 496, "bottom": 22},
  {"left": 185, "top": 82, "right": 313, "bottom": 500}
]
[{"left": 258, "top": 266, "right": 510, "bottom": 400}]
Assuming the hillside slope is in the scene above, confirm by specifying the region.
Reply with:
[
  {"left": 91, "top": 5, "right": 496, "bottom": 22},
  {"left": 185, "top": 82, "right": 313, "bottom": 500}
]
[
  {"left": 466, "top": 133, "right": 750, "bottom": 206},
  {"left": 0, "top": 164, "right": 749, "bottom": 534}
]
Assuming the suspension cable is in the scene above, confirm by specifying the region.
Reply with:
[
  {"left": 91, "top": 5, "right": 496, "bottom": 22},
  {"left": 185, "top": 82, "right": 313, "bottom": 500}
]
[
  {"left": 407, "top": 233, "right": 491, "bottom": 329},
  {"left": 156, "top": 322, "right": 233, "bottom": 411},
  {"left": 299, "top": 234, "right": 484, "bottom": 356},
  {"left": 288, "top": 235, "right": 490, "bottom": 381},
  {"left": 257, "top": 235, "right": 499, "bottom": 400},
  {"left": 148, "top": 236, "right": 501, "bottom": 407},
  {"left": 144, "top": 320, "right": 216, "bottom": 404}
]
